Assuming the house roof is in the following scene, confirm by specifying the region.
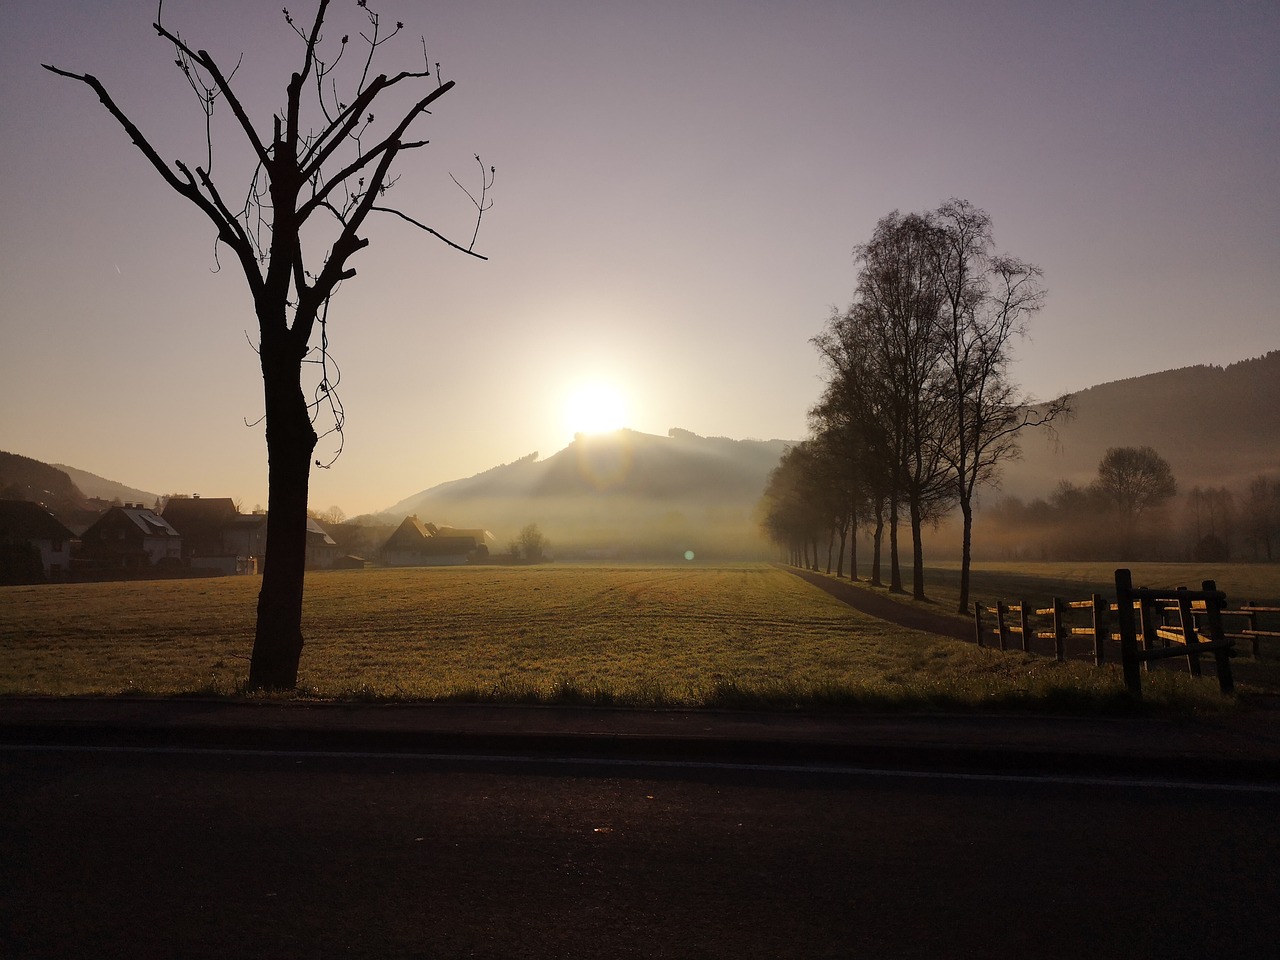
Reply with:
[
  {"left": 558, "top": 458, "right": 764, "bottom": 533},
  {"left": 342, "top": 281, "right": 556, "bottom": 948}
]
[
  {"left": 119, "top": 506, "right": 181, "bottom": 538},
  {"left": 384, "top": 515, "right": 439, "bottom": 549},
  {"left": 161, "top": 497, "right": 238, "bottom": 528},
  {"left": 435, "top": 527, "right": 497, "bottom": 547},
  {"left": 306, "top": 518, "right": 338, "bottom": 546},
  {"left": 0, "top": 499, "right": 75, "bottom": 541}
]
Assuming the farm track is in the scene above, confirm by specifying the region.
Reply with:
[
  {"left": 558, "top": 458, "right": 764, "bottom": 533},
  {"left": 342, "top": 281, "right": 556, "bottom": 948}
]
[{"left": 784, "top": 566, "right": 973, "bottom": 641}]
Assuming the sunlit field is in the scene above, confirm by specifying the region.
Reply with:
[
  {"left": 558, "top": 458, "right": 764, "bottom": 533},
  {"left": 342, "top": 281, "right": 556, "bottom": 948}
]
[{"left": 0, "top": 563, "right": 1265, "bottom": 711}]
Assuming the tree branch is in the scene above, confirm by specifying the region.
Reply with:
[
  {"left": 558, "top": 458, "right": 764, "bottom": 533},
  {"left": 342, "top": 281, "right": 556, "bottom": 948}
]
[
  {"left": 369, "top": 206, "right": 490, "bottom": 259},
  {"left": 41, "top": 63, "right": 263, "bottom": 298},
  {"left": 150, "top": 19, "right": 273, "bottom": 169}
]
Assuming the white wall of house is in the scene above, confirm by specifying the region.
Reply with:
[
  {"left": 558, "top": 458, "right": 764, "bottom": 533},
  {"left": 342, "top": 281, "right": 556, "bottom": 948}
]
[
  {"left": 38, "top": 538, "right": 72, "bottom": 578},
  {"left": 142, "top": 536, "right": 182, "bottom": 566}
]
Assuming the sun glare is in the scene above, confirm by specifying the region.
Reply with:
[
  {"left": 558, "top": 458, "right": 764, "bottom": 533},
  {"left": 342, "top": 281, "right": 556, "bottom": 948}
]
[{"left": 563, "top": 381, "right": 629, "bottom": 437}]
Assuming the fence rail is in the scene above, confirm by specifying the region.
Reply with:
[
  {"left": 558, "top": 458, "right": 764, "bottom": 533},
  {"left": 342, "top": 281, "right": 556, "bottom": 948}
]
[{"left": 972, "top": 568, "right": 1277, "bottom": 700}]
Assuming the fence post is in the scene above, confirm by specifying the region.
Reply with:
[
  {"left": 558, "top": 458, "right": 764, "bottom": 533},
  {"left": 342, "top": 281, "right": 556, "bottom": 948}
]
[
  {"left": 1091, "top": 593, "right": 1106, "bottom": 666},
  {"left": 1019, "top": 600, "right": 1032, "bottom": 653},
  {"left": 1245, "top": 601, "right": 1259, "bottom": 658},
  {"left": 1175, "top": 588, "right": 1202, "bottom": 678},
  {"left": 996, "top": 600, "right": 1009, "bottom": 652},
  {"left": 1115, "top": 569, "right": 1142, "bottom": 698},
  {"left": 973, "top": 602, "right": 984, "bottom": 647},
  {"left": 1203, "top": 579, "right": 1235, "bottom": 696},
  {"left": 1138, "top": 591, "right": 1160, "bottom": 673},
  {"left": 1052, "top": 596, "right": 1066, "bottom": 662}
]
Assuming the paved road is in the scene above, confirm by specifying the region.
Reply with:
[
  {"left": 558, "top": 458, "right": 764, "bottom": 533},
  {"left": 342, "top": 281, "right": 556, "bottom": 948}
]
[{"left": 3, "top": 745, "right": 1277, "bottom": 959}]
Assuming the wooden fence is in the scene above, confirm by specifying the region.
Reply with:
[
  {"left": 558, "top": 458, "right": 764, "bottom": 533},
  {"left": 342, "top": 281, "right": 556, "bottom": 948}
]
[{"left": 973, "top": 568, "right": 1277, "bottom": 699}]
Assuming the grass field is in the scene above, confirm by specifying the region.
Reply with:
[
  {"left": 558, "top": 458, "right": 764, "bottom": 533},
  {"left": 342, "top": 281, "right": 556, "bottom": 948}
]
[
  {"left": 3, "top": 562, "right": 1271, "bottom": 712},
  {"left": 924, "top": 560, "right": 1280, "bottom": 612}
]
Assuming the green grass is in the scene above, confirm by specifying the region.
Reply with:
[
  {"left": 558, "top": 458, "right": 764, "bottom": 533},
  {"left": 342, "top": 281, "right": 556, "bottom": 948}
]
[{"left": 0, "top": 562, "right": 1269, "bottom": 712}]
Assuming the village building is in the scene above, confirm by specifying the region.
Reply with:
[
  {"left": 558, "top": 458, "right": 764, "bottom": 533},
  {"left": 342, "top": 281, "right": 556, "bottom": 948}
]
[
  {"left": 0, "top": 499, "right": 76, "bottom": 582},
  {"left": 381, "top": 516, "right": 495, "bottom": 566},
  {"left": 223, "top": 513, "right": 268, "bottom": 573},
  {"left": 305, "top": 518, "right": 341, "bottom": 569},
  {"left": 78, "top": 503, "right": 182, "bottom": 571},
  {"left": 161, "top": 495, "right": 264, "bottom": 574}
]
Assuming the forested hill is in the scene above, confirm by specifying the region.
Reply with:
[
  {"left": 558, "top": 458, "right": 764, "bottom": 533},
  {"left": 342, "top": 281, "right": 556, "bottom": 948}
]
[
  {"left": 0, "top": 451, "right": 91, "bottom": 526},
  {"left": 51, "top": 463, "right": 158, "bottom": 509},
  {"left": 1003, "top": 350, "right": 1280, "bottom": 499}
]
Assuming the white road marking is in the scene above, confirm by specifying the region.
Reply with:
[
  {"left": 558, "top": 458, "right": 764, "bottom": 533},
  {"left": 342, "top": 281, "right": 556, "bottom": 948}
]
[{"left": 2, "top": 742, "right": 1277, "bottom": 794}]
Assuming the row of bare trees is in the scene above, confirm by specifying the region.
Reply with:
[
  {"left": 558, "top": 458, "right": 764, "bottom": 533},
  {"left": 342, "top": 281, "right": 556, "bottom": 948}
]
[{"left": 760, "top": 200, "right": 1067, "bottom": 613}]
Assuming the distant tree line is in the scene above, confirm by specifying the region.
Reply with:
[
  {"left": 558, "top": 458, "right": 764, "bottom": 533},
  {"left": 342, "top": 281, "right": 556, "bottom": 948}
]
[
  {"left": 981, "top": 463, "right": 1280, "bottom": 563},
  {"left": 759, "top": 200, "right": 1066, "bottom": 612}
]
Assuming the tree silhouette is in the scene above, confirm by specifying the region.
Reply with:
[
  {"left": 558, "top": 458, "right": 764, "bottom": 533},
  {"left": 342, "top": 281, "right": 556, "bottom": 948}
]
[
  {"left": 1095, "top": 446, "right": 1177, "bottom": 555},
  {"left": 44, "top": 1, "right": 492, "bottom": 689},
  {"left": 926, "top": 199, "right": 1068, "bottom": 612},
  {"left": 518, "top": 523, "right": 547, "bottom": 562},
  {"left": 800, "top": 201, "right": 1063, "bottom": 601}
]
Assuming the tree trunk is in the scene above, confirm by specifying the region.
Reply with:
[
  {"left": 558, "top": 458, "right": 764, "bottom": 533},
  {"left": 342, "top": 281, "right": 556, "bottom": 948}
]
[
  {"left": 871, "top": 498, "right": 884, "bottom": 587},
  {"left": 957, "top": 497, "right": 974, "bottom": 614},
  {"left": 889, "top": 498, "right": 903, "bottom": 593},
  {"left": 909, "top": 497, "right": 925, "bottom": 600},
  {"left": 247, "top": 338, "right": 318, "bottom": 691},
  {"left": 848, "top": 497, "right": 858, "bottom": 581}
]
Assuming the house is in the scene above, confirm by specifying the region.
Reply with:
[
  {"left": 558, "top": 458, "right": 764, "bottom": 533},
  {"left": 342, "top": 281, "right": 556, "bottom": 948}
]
[
  {"left": 435, "top": 526, "right": 497, "bottom": 558},
  {"left": 78, "top": 503, "right": 182, "bottom": 571},
  {"left": 381, "top": 515, "right": 495, "bottom": 566},
  {"left": 0, "top": 499, "right": 75, "bottom": 582},
  {"left": 306, "top": 518, "right": 341, "bottom": 569},
  {"left": 162, "top": 495, "right": 264, "bottom": 574},
  {"left": 223, "top": 513, "right": 268, "bottom": 573}
]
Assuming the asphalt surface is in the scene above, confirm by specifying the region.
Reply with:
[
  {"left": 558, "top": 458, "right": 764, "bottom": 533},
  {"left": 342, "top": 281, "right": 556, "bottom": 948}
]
[
  {"left": 2, "top": 696, "right": 1279, "bottom": 784},
  {"left": 6, "top": 698, "right": 1280, "bottom": 959}
]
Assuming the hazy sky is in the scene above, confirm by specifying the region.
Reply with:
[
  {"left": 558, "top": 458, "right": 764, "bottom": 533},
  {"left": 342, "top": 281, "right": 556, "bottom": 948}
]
[{"left": 2, "top": 0, "right": 1276, "bottom": 516}]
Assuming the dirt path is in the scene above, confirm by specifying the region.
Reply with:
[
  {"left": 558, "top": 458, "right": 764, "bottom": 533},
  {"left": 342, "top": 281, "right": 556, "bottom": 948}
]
[{"left": 785, "top": 566, "right": 973, "bottom": 641}]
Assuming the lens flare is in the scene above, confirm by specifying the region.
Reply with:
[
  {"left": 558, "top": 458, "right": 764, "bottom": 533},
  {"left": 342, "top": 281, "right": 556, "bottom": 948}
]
[{"left": 562, "top": 381, "right": 628, "bottom": 438}]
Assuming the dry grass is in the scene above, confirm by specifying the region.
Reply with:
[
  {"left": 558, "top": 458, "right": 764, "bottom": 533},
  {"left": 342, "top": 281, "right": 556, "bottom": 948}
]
[
  {"left": 927, "top": 560, "right": 1280, "bottom": 611},
  {"left": 0, "top": 563, "right": 1252, "bottom": 712}
]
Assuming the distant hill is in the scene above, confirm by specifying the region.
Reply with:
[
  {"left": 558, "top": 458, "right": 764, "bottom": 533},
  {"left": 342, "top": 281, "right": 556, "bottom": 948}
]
[
  {"left": 381, "top": 350, "right": 1280, "bottom": 557},
  {"left": 0, "top": 451, "right": 96, "bottom": 531},
  {"left": 385, "top": 428, "right": 791, "bottom": 559},
  {"left": 51, "top": 463, "right": 159, "bottom": 509},
  {"left": 997, "top": 350, "right": 1280, "bottom": 502}
]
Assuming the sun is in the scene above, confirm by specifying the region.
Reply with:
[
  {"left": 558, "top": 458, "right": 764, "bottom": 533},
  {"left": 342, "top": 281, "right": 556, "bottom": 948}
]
[{"left": 562, "top": 381, "right": 629, "bottom": 437}]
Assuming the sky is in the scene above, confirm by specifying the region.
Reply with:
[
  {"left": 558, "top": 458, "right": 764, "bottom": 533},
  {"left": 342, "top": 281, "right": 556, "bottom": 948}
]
[{"left": 2, "top": 0, "right": 1277, "bottom": 517}]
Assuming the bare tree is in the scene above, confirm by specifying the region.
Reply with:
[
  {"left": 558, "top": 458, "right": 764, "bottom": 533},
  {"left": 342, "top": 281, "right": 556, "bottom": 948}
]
[
  {"left": 853, "top": 212, "right": 954, "bottom": 599},
  {"left": 518, "top": 523, "right": 547, "bottom": 562},
  {"left": 1243, "top": 475, "right": 1280, "bottom": 561},
  {"left": 758, "top": 444, "right": 827, "bottom": 569},
  {"left": 926, "top": 199, "right": 1068, "bottom": 613},
  {"left": 811, "top": 309, "right": 889, "bottom": 582},
  {"left": 1094, "top": 446, "right": 1177, "bottom": 555},
  {"left": 45, "top": 1, "right": 493, "bottom": 689}
]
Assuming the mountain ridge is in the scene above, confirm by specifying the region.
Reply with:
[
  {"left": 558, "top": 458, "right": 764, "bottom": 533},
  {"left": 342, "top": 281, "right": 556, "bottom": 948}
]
[{"left": 999, "top": 349, "right": 1280, "bottom": 502}]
